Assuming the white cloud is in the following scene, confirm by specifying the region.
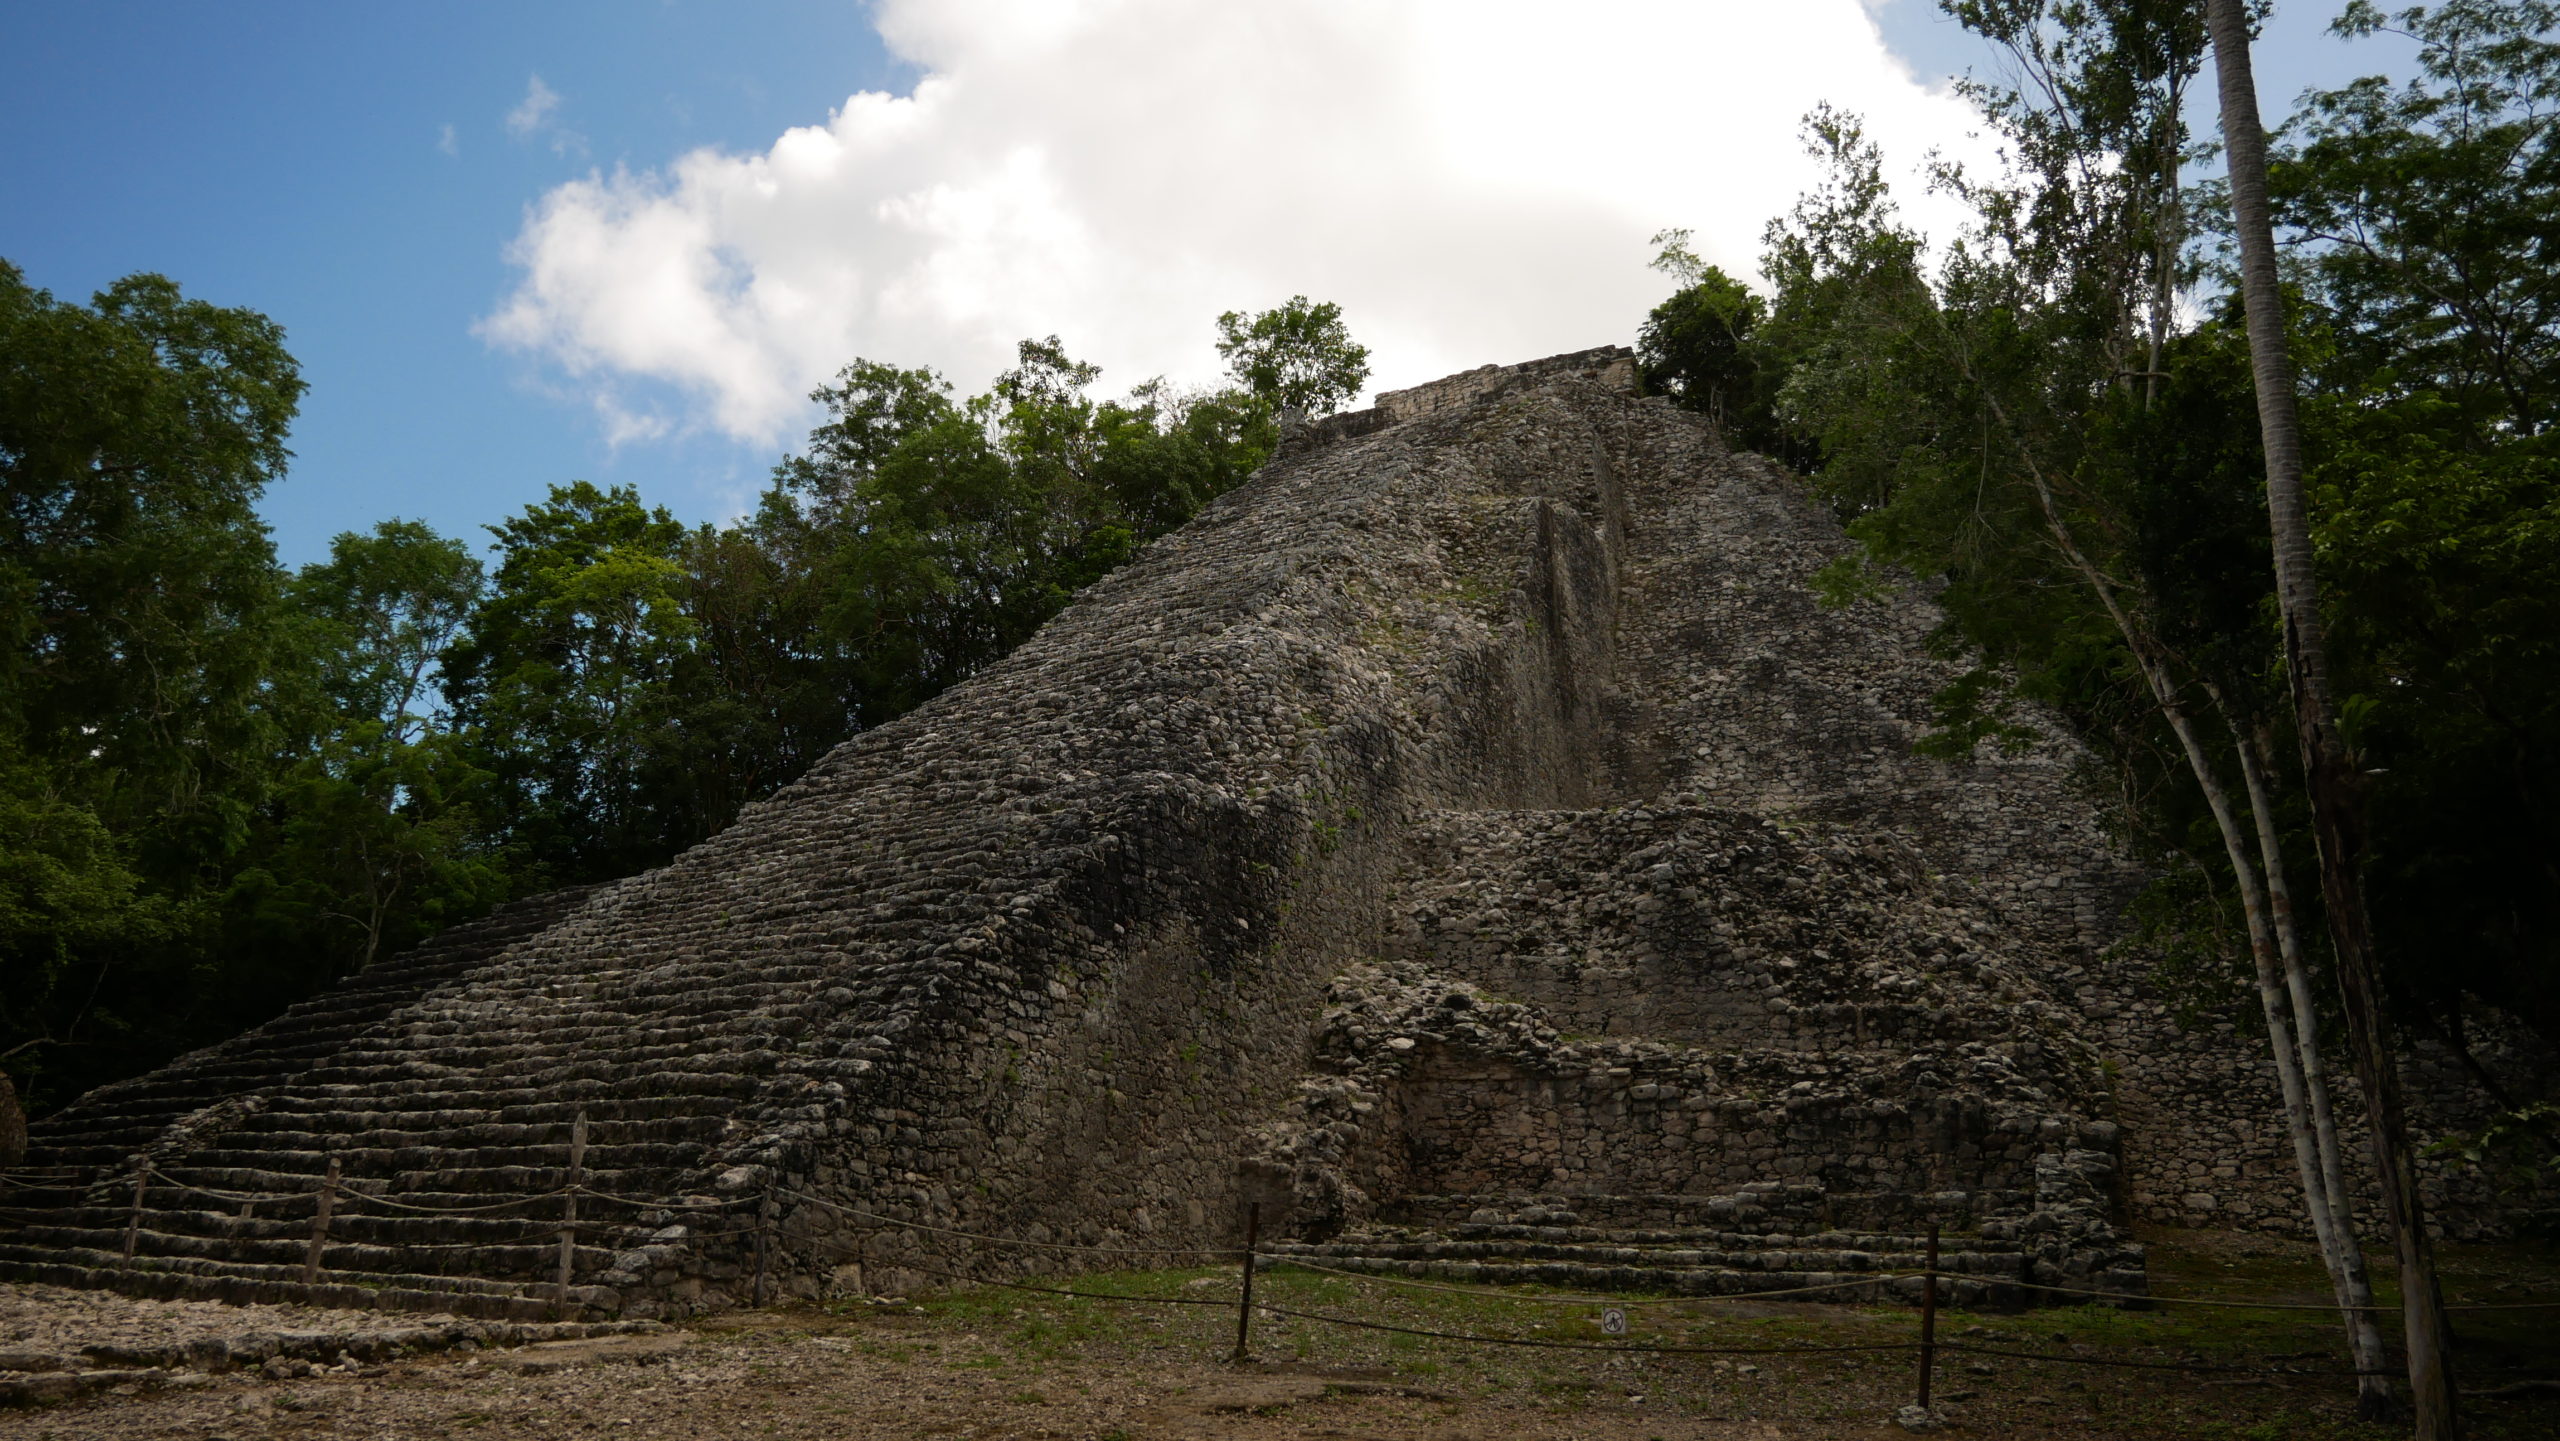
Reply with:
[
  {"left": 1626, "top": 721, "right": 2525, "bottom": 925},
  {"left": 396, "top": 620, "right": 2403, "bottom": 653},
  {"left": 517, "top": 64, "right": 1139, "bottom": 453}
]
[
  {"left": 483, "top": 0, "right": 1996, "bottom": 448},
  {"left": 438, "top": 122, "right": 459, "bottom": 158},
  {"left": 506, "top": 75, "right": 562, "bottom": 139},
  {"left": 506, "top": 74, "right": 587, "bottom": 158}
]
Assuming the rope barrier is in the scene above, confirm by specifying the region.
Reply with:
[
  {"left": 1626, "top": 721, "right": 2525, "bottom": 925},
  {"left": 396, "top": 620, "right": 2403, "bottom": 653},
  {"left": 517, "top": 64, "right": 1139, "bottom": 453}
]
[
  {"left": 130, "top": 1167, "right": 769, "bottom": 1220},
  {"left": 13, "top": 1171, "right": 2556, "bottom": 1395},
  {"left": 795, "top": 1224, "right": 2560, "bottom": 1385},
  {"left": 134, "top": 1174, "right": 577, "bottom": 1217},
  {"left": 802, "top": 1234, "right": 1923, "bottom": 1360},
  {"left": 0, "top": 1172, "right": 85, "bottom": 1190},
  {"left": 2006, "top": 1274, "right": 2560, "bottom": 1313},
  {"left": 809, "top": 1242, "right": 1240, "bottom": 1310},
  {"left": 842, "top": 1247, "right": 2411, "bottom": 1377},
  {"left": 336, "top": 1228, "right": 570, "bottom": 1252},
  {"left": 798, "top": 1232, "right": 2042, "bottom": 1363},
  {"left": 329, "top": 1217, "right": 767, "bottom": 1252},
  {"left": 139, "top": 1171, "right": 302, "bottom": 1206},
  {"left": 1932, "top": 1340, "right": 2381, "bottom": 1378},
  {"left": 335, "top": 1187, "right": 575, "bottom": 1216},
  {"left": 1248, "top": 1301, "right": 1925, "bottom": 1357},
  {"left": 1263, "top": 1254, "right": 1921, "bottom": 1305},
  {"left": 774, "top": 1186, "right": 1240, "bottom": 1260},
  {"left": 755, "top": 1187, "right": 2560, "bottom": 1324},
  {"left": 576, "top": 1185, "right": 762, "bottom": 1213},
  {"left": 18, "top": 1167, "right": 2560, "bottom": 1337}
]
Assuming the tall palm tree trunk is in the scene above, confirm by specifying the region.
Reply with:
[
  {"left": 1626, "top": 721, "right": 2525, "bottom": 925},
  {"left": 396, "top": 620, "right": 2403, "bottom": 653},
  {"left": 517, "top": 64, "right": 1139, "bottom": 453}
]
[{"left": 2203, "top": 1, "right": 2460, "bottom": 1432}]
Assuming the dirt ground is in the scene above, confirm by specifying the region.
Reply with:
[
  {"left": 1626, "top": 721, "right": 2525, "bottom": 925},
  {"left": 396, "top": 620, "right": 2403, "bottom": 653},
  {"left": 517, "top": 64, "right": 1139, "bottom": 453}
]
[{"left": 3, "top": 1227, "right": 2555, "bottom": 1441}]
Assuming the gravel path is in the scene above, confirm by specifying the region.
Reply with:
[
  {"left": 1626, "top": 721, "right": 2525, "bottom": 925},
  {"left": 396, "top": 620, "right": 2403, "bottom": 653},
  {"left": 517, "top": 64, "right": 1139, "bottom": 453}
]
[{"left": 0, "top": 1283, "right": 467, "bottom": 1357}]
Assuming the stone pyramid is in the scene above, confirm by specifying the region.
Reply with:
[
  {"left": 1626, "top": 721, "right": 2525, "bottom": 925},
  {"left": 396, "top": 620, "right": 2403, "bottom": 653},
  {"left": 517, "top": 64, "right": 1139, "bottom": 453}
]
[{"left": 2, "top": 349, "right": 2159, "bottom": 1319}]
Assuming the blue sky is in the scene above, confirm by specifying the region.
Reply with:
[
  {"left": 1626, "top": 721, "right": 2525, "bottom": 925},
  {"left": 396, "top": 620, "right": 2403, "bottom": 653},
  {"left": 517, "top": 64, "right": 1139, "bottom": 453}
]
[
  {"left": 3, "top": 2, "right": 907, "bottom": 565},
  {"left": 1, "top": 2, "right": 2404, "bottom": 570}
]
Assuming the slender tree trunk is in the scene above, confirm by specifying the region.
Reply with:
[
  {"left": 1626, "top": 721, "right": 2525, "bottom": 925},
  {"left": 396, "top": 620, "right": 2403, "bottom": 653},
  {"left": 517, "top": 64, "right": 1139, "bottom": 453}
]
[
  {"left": 2205, "top": 3, "right": 2460, "bottom": 1433},
  {"left": 1977, "top": 363, "right": 2404, "bottom": 1408},
  {"left": 2216, "top": 694, "right": 2395, "bottom": 1412},
  {"left": 2239, "top": 721, "right": 2364, "bottom": 1237}
]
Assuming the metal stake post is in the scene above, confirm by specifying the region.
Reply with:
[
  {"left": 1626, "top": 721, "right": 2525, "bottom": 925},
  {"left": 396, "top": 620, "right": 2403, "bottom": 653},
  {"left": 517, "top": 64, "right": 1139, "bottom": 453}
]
[
  {"left": 1917, "top": 1221, "right": 1941, "bottom": 1410},
  {"left": 1231, "top": 1201, "right": 1260, "bottom": 1362},
  {"left": 303, "top": 1156, "right": 340, "bottom": 1284}
]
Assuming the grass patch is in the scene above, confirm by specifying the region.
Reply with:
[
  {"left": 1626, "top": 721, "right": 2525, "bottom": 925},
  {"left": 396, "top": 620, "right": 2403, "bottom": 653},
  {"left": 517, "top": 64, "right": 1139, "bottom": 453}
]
[{"left": 734, "top": 1227, "right": 2560, "bottom": 1439}]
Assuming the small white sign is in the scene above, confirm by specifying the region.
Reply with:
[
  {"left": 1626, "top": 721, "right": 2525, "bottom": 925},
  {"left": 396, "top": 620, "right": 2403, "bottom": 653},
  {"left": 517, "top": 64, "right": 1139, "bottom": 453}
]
[{"left": 1600, "top": 1307, "right": 1628, "bottom": 1336}]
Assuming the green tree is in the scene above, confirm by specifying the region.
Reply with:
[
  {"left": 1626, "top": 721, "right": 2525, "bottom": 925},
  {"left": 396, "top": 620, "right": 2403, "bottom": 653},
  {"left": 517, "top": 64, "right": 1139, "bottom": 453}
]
[
  {"left": 2268, "top": 1, "right": 2560, "bottom": 1047},
  {"left": 246, "top": 521, "right": 504, "bottom": 973},
  {"left": 1636, "top": 229, "right": 1774, "bottom": 439},
  {"left": 0, "top": 262, "right": 304, "bottom": 1107},
  {"left": 1213, "top": 296, "right": 1371, "bottom": 416},
  {"left": 0, "top": 263, "right": 303, "bottom": 856},
  {"left": 761, "top": 339, "right": 1275, "bottom": 743},
  {"left": 443, "top": 483, "right": 695, "bottom": 882},
  {"left": 2277, "top": 0, "right": 2560, "bottom": 439},
  {"left": 288, "top": 520, "right": 483, "bottom": 744},
  {"left": 1732, "top": 5, "right": 2399, "bottom": 1394}
]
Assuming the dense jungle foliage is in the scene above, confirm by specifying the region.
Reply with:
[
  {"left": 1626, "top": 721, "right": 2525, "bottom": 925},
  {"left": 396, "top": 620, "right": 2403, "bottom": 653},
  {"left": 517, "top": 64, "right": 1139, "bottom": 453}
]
[
  {"left": 0, "top": 286, "right": 1362, "bottom": 1113},
  {"left": 1638, "top": 0, "right": 2560, "bottom": 1094}
]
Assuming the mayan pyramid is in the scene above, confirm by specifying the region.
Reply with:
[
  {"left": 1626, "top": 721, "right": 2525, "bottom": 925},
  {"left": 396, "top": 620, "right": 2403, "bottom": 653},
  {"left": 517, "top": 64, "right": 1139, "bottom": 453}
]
[{"left": 1, "top": 349, "right": 2160, "bottom": 1319}]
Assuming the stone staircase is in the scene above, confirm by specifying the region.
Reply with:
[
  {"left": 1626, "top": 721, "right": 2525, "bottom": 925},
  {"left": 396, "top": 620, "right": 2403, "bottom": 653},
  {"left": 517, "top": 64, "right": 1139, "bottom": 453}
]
[{"left": 0, "top": 887, "right": 771, "bottom": 1319}]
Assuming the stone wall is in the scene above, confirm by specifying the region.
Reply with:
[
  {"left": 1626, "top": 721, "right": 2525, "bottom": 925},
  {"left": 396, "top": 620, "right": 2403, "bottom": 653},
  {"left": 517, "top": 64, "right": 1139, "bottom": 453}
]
[{"left": 2092, "top": 978, "right": 2552, "bottom": 1239}]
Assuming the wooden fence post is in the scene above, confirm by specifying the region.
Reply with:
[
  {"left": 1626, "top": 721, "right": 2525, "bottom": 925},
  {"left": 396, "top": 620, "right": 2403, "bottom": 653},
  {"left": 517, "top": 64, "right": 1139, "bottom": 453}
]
[
  {"left": 1231, "top": 1201, "right": 1260, "bottom": 1363},
  {"left": 556, "top": 1109, "right": 588, "bottom": 1306},
  {"left": 1917, "top": 1221, "right": 1941, "bottom": 1410},
  {"left": 120, "top": 1164, "right": 147, "bottom": 1267},
  {"left": 302, "top": 1156, "right": 340, "bottom": 1284}
]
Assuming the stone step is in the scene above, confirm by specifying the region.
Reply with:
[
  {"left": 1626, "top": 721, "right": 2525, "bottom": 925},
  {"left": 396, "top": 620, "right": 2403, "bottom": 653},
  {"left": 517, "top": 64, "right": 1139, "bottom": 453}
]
[
  {"left": 236, "top": 1098, "right": 733, "bottom": 1125},
  {"left": 118, "top": 1159, "right": 688, "bottom": 1195},
  {"left": 10, "top": 1185, "right": 692, "bottom": 1230},
  {"left": 0, "top": 1211, "right": 664, "bottom": 1261},
  {"left": 35, "top": 1097, "right": 754, "bottom": 1173},
  {"left": 0, "top": 1252, "right": 599, "bottom": 1322},
  {"left": 146, "top": 1164, "right": 698, "bottom": 1203},
  {"left": 0, "top": 1220, "right": 636, "bottom": 1279},
  {"left": 252, "top": 1083, "right": 759, "bottom": 1118},
  {"left": 277, "top": 1061, "right": 778, "bottom": 1092},
  {"left": 44, "top": 1092, "right": 739, "bottom": 1145},
  {"left": 169, "top": 1139, "right": 711, "bottom": 1173},
  {"left": 21, "top": 889, "right": 609, "bottom": 1157},
  {"left": 316, "top": 1027, "right": 791, "bottom": 1058},
  {"left": 219, "top": 1108, "right": 727, "bottom": 1140}
]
